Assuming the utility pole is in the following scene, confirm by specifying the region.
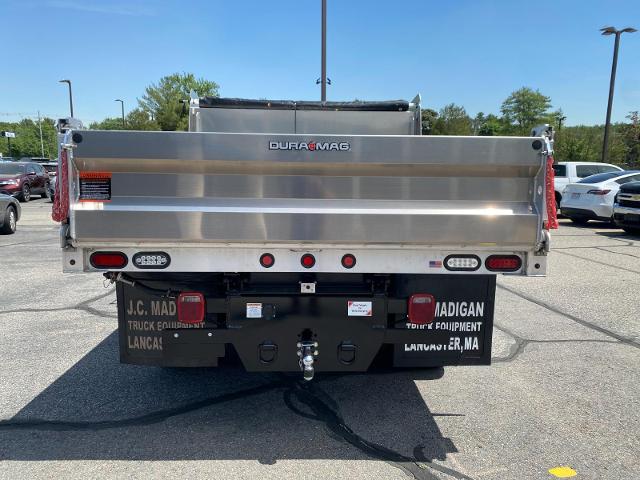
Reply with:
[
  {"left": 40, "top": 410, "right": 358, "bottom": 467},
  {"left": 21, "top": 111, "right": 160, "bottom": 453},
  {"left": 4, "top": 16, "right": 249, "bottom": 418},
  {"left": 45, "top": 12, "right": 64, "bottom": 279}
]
[
  {"left": 321, "top": 0, "right": 327, "bottom": 102},
  {"left": 600, "top": 26, "right": 636, "bottom": 163},
  {"left": 38, "top": 111, "right": 45, "bottom": 158}
]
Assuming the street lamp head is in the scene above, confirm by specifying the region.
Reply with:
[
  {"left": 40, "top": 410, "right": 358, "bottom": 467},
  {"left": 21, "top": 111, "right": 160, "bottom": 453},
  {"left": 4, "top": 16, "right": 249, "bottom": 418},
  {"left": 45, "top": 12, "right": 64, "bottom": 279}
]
[
  {"left": 59, "top": 79, "right": 71, "bottom": 84},
  {"left": 600, "top": 26, "right": 617, "bottom": 35},
  {"left": 621, "top": 27, "right": 637, "bottom": 33},
  {"left": 115, "top": 99, "right": 123, "bottom": 103}
]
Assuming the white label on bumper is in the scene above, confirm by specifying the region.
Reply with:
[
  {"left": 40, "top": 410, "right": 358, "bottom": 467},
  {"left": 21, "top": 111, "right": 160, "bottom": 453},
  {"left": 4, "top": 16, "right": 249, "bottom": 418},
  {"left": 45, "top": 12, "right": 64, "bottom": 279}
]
[
  {"left": 246, "top": 303, "right": 262, "bottom": 318},
  {"left": 348, "top": 301, "right": 372, "bottom": 316}
]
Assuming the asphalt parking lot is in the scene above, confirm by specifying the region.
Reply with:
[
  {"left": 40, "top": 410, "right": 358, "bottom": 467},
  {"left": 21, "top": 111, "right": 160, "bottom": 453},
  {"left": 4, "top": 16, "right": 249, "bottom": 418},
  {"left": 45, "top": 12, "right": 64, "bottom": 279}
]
[{"left": 0, "top": 199, "right": 638, "bottom": 480}]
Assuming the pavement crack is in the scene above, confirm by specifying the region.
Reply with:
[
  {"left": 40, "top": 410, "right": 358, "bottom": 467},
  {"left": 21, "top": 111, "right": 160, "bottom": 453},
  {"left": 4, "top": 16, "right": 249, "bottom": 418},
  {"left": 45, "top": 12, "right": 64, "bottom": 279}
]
[
  {"left": 552, "top": 250, "right": 640, "bottom": 275},
  {"left": 0, "top": 380, "right": 288, "bottom": 431},
  {"left": 284, "top": 381, "right": 474, "bottom": 480},
  {"left": 1, "top": 288, "right": 117, "bottom": 318},
  {"left": 496, "top": 284, "right": 640, "bottom": 350},
  {"left": 595, "top": 246, "right": 640, "bottom": 259}
]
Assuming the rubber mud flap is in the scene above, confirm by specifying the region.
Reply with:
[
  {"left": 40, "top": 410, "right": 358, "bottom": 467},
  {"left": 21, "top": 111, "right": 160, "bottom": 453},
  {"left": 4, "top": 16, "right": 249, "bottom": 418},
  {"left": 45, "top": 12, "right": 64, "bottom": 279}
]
[
  {"left": 392, "top": 275, "right": 495, "bottom": 367},
  {"left": 116, "top": 282, "right": 215, "bottom": 366}
]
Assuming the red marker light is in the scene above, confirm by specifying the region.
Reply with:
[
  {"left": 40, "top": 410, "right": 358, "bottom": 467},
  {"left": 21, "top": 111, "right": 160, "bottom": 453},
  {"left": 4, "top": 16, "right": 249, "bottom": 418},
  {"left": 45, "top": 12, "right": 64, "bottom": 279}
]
[
  {"left": 177, "top": 292, "right": 205, "bottom": 324},
  {"left": 341, "top": 254, "right": 356, "bottom": 269},
  {"left": 407, "top": 294, "right": 436, "bottom": 325},
  {"left": 485, "top": 255, "right": 522, "bottom": 272},
  {"left": 260, "top": 253, "right": 275, "bottom": 268},
  {"left": 90, "top": 251, "right": 128, "bottom": 269},
  {"left": 301, "top": 253, "right": 316, "bottom": 268}
]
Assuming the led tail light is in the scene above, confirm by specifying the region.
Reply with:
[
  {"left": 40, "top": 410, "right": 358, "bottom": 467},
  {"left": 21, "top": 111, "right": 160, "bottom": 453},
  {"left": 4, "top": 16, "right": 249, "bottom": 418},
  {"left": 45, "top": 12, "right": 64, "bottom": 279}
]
[
  {"left": 260, "top": 253, "right": 275, "bottom": 268},
  {"left": 444, "top": 255, "right": 480, "bottom": 271},
  {"left": 301, "top": 253, "right": 316, "bottom": 268},
  {"left": 587, "top": 189, "right": 611, "bottom": 195},
  {"left": 90, "top": 251, "right": 128, "bottom": 269},
  {"left": 341, "top": 254, "right": 356, "bottom": 269},
  {"left": 485, "top": 255, "right": 522, "bottom": 272},
  {"left": 177, "top": 292, "right": 205, "bottom": 324},
  {"left": 407, "top": 294, "right": 436, "bottom": 325}
]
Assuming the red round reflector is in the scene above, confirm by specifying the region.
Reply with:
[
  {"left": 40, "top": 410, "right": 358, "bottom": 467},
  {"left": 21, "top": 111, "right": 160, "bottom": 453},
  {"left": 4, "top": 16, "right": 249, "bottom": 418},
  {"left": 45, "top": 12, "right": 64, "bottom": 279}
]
[
  {"left": 260, "top": 253, "right": 275, "bottom": 268},
  {"left": 90, "top": 251, "right": 128, "bottom": 269},
  {"left": 485, "top": 255, "right": 522, "bottom": 272},
  {"left": 341, "top": 254, "right": 356, "bottom": 269},
  {"left": 301, "top": 253, "right": 316, "bottom": 268}
]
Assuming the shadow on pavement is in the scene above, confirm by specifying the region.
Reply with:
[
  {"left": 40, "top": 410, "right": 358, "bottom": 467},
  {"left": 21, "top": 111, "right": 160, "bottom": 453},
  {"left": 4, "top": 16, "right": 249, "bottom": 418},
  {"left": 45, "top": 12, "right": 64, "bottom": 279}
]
[{"left": 0, "top": 332, "right": 461, "bottom": 477}]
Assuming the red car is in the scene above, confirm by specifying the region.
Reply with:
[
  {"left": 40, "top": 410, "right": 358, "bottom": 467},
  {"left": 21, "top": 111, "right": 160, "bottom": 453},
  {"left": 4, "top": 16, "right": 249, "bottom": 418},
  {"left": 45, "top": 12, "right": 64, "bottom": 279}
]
[{"left": 0, "top": 162, "right": 51, "bottom": 202}]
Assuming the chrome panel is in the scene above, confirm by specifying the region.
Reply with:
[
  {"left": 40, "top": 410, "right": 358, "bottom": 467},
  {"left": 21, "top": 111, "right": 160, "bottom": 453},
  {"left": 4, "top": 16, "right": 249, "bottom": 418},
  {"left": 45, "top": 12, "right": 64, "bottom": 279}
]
[
  {"left": 69, "top": 131, "right": 547, "bottom": 250},
  {"left": 190, "top": 105, "right": 416, "bottom": 135}
]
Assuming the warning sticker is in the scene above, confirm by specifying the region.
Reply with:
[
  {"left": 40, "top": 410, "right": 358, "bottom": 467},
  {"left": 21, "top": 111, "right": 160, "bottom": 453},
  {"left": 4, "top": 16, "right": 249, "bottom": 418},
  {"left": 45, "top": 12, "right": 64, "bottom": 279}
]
[
  {"left": 347, "top": 301, "right": 372, "bottom": 317},
  {"left": 246, "top": 303, "right": 263, "bottom": 318},
  {"left": 79, "top": 171, "right": 111, "bottom": 202}
]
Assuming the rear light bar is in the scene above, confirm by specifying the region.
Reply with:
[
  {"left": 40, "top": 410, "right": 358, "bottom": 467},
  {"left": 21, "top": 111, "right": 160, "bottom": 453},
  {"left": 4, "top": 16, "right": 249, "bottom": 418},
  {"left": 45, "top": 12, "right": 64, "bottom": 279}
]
[
  {"left": 444, "top": 255, "right": 480, "bottom": 271},
  {"left": 177, "top": 292, "right": 205, "bottom": 324},
  {"left": 587, "top": 189, "right": 611, "bottom": 195},
  {"left": 485, "top": 255, "right": 522, "bottom": 272},
  {"left": 407, "top": 294, "right": 436, "bottom": 325},
  {"left": 90, "top": 251, "right": 128, "bottom": 269}
]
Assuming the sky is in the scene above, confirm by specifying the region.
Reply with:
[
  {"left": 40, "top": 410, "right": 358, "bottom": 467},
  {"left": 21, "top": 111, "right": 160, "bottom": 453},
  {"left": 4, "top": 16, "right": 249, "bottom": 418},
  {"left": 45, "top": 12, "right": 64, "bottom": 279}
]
[{"left": 2, "top": 0, "right": 639, "bottom": 126}]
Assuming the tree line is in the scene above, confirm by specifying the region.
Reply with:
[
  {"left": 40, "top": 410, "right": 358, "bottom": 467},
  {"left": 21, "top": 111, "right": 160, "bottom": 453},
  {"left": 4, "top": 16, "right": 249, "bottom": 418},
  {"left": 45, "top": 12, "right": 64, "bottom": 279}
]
[
  {"left": 2, "top": 73, "right": 638, "bottom": 167},
  {"left": 421, "top": 87, "right": 640, "bottom": 167}
]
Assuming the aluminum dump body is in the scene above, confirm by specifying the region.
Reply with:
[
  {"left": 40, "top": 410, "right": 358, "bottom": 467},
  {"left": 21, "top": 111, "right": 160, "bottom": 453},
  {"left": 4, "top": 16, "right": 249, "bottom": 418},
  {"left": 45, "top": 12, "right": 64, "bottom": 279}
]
[{"left": 68, "top": 131, "right": 547, "bottom": 247}]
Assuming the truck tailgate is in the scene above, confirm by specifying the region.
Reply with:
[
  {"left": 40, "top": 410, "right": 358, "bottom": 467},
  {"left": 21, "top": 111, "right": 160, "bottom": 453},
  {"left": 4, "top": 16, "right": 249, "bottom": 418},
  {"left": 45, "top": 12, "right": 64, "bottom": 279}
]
[{"left": 68, "top": 131, "right": 547, "bottom": 249}]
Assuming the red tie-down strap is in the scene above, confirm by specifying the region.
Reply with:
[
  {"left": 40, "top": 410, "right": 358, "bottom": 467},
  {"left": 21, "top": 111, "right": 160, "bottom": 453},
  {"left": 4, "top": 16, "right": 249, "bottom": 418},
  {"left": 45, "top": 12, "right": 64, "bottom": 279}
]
[
  {"left": 545, "top": 155, "right": 559, "bottom": 230},
  {"left": 52, "top": 149, "right": 69, "bottom": 223}
]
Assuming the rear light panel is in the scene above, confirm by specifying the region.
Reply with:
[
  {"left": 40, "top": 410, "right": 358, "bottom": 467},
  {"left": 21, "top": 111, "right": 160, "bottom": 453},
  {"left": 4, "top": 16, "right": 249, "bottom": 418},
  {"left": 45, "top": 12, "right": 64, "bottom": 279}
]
[
  {"left": 587, "top": 189, "right": 611, "bottom": 195},
  {"left": 90, "top": 251, "right": 128, "bottom": 269},
  {"left": 177, "top": 292, "right": 205, "bottom": 324},
  {"left": 485, "top": 255, "right": 522, "bottom": 272},
  {"left": 444, "top": 255, "right": 480, "bottom": 271},
  {"left": 407, "top": 294, "right": 436, "bottom": 325}
]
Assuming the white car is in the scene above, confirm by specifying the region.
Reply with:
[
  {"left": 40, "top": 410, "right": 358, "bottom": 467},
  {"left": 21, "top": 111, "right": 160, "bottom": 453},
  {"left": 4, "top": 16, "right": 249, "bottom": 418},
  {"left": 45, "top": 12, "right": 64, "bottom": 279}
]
[
  {"left": 561, "top": 170, "right": 640, "bottom": 224},
  {"left": 553, "top": 162, "right": 623, "bottom": 209}
]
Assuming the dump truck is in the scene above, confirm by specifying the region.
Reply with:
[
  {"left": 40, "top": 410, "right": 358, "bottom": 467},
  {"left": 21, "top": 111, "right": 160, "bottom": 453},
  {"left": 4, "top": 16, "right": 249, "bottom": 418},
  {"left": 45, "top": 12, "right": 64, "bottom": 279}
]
[{"left": 54, "top": 96, "right": 554, "bottom": 380}]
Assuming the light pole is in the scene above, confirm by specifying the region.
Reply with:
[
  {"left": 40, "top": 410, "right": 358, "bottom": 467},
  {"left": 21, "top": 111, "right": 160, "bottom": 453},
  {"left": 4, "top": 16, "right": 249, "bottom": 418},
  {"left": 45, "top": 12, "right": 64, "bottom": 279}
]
[
  {"left": 600, "top": 26, "right": 636, "bottom": 163},
  {"left": 59, "top": 79, "right": 74, "bottom": 117},
  {"left": 115, "top": 99, "right": 125, "bottom": 128},
  {"left": 320, "top": 0, "right": 327, "bottom": 102}
]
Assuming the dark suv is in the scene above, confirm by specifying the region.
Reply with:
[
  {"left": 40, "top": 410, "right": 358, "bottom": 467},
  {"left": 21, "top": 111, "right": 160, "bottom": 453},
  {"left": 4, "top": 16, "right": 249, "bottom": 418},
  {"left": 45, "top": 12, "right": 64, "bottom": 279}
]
[{"left": 0, "top": 162, "right": 51, "bottom": 202}]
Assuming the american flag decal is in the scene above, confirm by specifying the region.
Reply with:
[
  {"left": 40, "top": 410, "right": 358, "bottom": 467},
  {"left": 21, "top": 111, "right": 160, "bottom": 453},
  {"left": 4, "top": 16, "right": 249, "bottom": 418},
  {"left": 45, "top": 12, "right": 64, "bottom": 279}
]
[{"left": 429, "top": 260, "right": 443, "bottom": 268}]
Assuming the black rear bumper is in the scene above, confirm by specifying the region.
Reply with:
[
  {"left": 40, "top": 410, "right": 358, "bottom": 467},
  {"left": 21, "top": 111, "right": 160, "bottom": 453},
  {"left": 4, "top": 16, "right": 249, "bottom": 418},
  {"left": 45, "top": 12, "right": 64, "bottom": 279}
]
[
  {"left": 116, "top": 273, "right": 496, "bottom": 372},
  {"left": 562, "top": 207, "right": 610, "bottom": 221}
]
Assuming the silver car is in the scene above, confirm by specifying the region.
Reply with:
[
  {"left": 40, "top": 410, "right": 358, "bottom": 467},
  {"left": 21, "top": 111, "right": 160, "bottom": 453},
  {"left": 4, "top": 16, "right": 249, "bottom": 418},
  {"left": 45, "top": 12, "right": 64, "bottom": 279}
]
[{"left": 0, "top": 193, "right": 21, "bottom": 234}]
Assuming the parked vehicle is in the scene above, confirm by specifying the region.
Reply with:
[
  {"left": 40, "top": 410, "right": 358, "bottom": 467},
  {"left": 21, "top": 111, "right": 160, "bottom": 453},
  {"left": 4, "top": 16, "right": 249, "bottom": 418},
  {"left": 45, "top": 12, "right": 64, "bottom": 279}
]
[
  {"left": 560, "top": 171, "right": 640, "bottom": 224},
  {"left": 0, "top": 193, "right": 21, "bottom": 234},
  {"left": 54, "top": 97, "right": 553, "bottom": 380},
  {"left": 20, "top": 157, "right": 51, "bottom": 163},
  {"left": 553, "top": 162, "right": 623, "bottom": 210},
  {"left": 613, "top": 181, "right": 640, "bottom": 234},
  {"left": 48, "top": 174, "right": 56, "bottom": 202},
  {"left": 0, "top": 161, "right": 51, "bottom": 202}
]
